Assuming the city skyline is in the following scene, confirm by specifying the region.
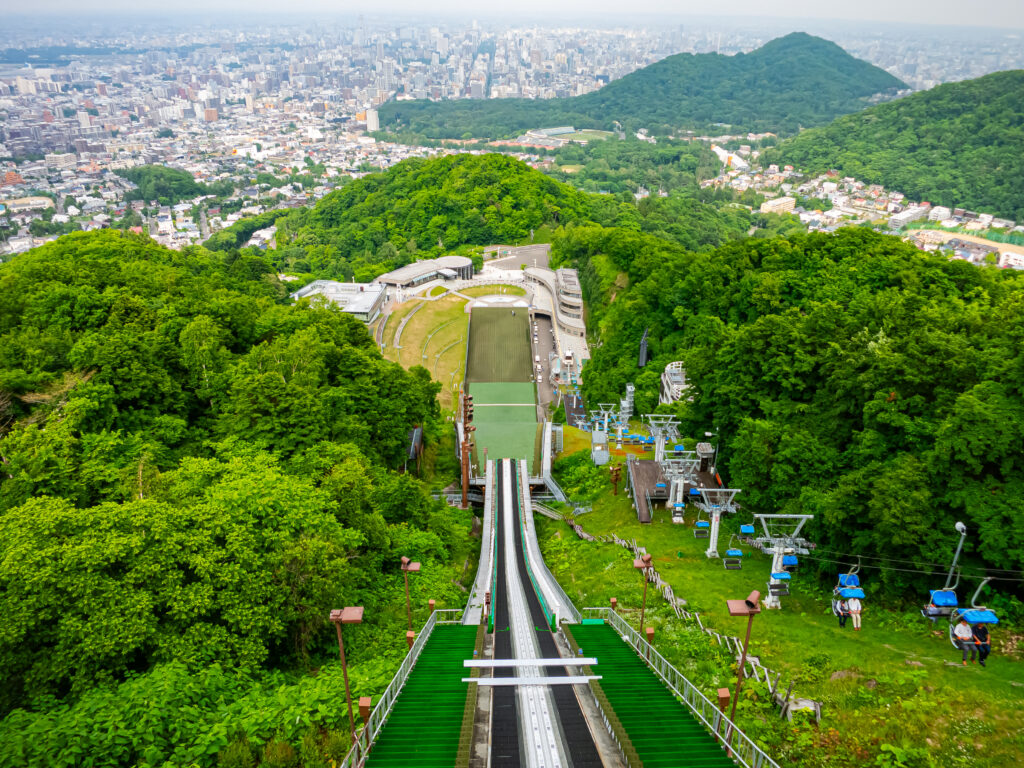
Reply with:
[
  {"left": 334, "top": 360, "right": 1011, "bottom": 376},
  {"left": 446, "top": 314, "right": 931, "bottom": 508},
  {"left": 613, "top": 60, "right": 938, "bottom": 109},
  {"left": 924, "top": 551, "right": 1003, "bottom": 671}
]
[{"left": 6, "top": 2, "right": 1024, "bottom": 30}]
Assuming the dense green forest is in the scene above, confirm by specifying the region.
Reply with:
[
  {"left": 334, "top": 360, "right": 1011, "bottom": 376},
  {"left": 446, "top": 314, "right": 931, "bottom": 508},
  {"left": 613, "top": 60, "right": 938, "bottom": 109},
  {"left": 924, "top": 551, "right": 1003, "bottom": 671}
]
[
  {"left": 557, "top": 224, "right": 1024, "bottom": 612},
  {"left": 547, "top": 137, "right": 722, "bottom": 195},
  {"left": 768, "top": 69, "right": 1024, "bottom": 222},
  {"left": 379, "top": 33, "right": 905, "bottom": 139},
  {"left": 115, "top": 165, "right": 234, "bottom": 205},
  {"left": 257, "top": 153, "right": 756, "bottom": 280},
  {"left": 0, "top": 231, "right": 473, "bottom": 765}
]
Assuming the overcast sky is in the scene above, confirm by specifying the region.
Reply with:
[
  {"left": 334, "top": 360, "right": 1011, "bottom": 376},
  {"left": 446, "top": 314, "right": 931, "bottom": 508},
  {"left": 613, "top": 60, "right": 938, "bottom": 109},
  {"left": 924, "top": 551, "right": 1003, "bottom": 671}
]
[{"left": 10, "top": 0, "right": 1024, "bottom": 29}]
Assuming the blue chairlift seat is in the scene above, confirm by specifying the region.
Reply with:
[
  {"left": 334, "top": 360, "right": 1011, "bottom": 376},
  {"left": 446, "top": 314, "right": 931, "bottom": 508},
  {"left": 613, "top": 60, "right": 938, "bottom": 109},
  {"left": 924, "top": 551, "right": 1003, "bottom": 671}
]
[
  {"left": 782, "top": 555, "right": 798, "bottom": 566},
  {"left": 930, "top": 590, "right": 958, "bottom": 608},
  {"left": 961, "top": 609, "right": 999, "bottom": 624},
  {"left": 695, "top": 521, "right": 710, "bottom": 529},
  {"left": 838, "top": 587, "right": 865, "bottom": 599},
  {"left": 725, "top": 549, "right": 743, "bottom": 557},
  {"left": 689, "top": 488, "right": 700, "bottom": 496},
  {"left": 740, "top": 524, "right": 755, "bottom": 535},
  {"left": 771, "top": 572, "right": 791, "bottom": 581},
  {"left": 673, "top": 503, "right": 684, "bottom": 509},
  {"left": 674, "top": 443, "right": 686, "bottom": 451},
  {"left": 655, "top": 482, "right": 667, "bottom": 489},
  {"left": 838, "top": 574, "right": 860, "bottom": 588}
]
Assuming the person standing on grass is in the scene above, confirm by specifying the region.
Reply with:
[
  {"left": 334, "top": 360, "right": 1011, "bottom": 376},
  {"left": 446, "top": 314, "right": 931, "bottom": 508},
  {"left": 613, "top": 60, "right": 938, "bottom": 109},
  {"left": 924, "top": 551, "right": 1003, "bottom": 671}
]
[
  {"left": 973, "top": 623, "right": 991, "bottom": 667},
  {"left": 954, "top": 618, "right": 976, "bottom": 665},
  {"left": 838, "top": 599, "right": 850, "bottom": 628},
  {"left": 847, "top": 595, "right": 863, "bottom": 630}
]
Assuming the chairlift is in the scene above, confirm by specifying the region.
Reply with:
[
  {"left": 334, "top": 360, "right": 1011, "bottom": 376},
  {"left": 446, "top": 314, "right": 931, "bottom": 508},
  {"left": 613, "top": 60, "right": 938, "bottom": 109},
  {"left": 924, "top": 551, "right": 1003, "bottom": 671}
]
[
  {"left": 947, "top": 578, "right": 999, "bottom": 648},
  {"left": 921, "top": 570, "right": 960, "bottom": 622},
  {"left": 694, "top": 508, "right": 710, "bottom": 539},
  {"left": 830, "top": 561, "right": 864, "bottom": 617},
  {"left": 782, "top": 554, "right": 799, "bottom": 574},
  {"left": 723, "top": 534, "right": 744, "bottom": 570},
  {"left": 769, "top": 571, "right": 791, "bottom": 596}
]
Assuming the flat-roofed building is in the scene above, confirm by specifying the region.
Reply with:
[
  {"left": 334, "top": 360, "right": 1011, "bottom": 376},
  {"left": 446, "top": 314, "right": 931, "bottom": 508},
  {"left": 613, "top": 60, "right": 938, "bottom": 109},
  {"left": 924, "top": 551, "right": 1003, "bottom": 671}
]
[
  {"left": 760, "top": 196, "right": 796, "bottom": 214},
  {"left": 291, "top": 280, "right": 387, "bottom": 323},
  {"left": 375, "top": 255, "right": 474, "bottom": 292}
]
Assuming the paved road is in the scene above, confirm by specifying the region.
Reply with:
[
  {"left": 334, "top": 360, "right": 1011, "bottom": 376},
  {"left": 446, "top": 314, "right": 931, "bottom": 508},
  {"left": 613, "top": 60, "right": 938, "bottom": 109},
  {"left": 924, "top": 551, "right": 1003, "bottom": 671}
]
[
  {"left": 530, "top": 314, "right": 557, "bottom": 415},
  {"left": 487, "top": 244, "right": 551, "bottom": 271}
]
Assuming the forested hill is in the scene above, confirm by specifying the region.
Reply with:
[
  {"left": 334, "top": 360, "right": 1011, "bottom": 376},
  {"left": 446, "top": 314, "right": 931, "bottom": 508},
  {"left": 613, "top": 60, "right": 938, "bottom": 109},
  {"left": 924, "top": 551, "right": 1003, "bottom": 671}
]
[
  {"left": 0, "top": 231, "right": 475, "bottom": 761},
  {"left": 379, "top": 33, "right": 906, "bottom": 139},
  {"left": 266, "top": 152, "right": 753, "bottom": 279},
  {"left": 768, "top": 69, "right": 1024, "bottom": 221},
  {"left": 556, "top": 224, "right": 1024, "bottom": 599}
]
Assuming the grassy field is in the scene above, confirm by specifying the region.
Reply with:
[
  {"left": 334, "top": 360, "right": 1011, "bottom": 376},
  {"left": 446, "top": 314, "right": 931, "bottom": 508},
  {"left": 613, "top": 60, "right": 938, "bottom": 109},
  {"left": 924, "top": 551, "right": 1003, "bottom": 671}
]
[
  {"left": 459, "top": 284, "right": 527, "bottom": 298},
  {"left": 427, "top": 285, "right": 448, "bottom": 297},
  {"left": 536, "top": 458, "right": 1024, "bottom": 767},
  {"left": 465, "top": 307, "right": 532, "bottom": 383},
  {"left": 565, "top": 130, "right": 615, "bottom": 142},
  {"left": 381, "top": 296, "right": 468, "bottom": 412},
  {"left": 380, "top": 301, "right": 422, "bottom": 364}
]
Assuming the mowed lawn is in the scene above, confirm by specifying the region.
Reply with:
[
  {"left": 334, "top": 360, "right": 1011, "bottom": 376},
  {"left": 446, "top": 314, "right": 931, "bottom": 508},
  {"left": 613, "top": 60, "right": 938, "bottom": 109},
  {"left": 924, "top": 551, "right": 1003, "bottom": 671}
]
[
  {"left": 536, "top": 469, "right": 1024, "bottom": 767},
  {"left": 459, "top": 284, "right": 527, "bottom": 298},
  {"left": 383, "top": 295, "right": 469, "bottom": 413}
]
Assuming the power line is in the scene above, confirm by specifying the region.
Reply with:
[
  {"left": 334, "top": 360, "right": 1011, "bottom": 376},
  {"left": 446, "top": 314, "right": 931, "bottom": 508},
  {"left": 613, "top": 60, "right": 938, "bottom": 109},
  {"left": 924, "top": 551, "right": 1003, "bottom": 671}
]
[
  {"left": 803, "top": 546, "right": 1024, "bottom": 576},
  {"left": 796, "top": 552, "right": 1024, "bottom": 585}
]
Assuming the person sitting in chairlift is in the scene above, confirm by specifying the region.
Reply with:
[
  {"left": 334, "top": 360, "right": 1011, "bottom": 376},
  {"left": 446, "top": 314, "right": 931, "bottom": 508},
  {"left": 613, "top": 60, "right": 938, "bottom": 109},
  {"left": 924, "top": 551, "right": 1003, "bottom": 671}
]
[
  {"left": 953, "top": 618, "right": 976, "bottom": 666},
  {"left": 847, "top": 595, "right": 863, "bottom": 631},
  {"left": 973, "top": 623, "right": 991, "bottom": 668},
  {"left": 837, "top": 599, "right": 850, "bottom": 628},
  {"left": 924, "top": 602, "right": 942, "bottom": 617}
]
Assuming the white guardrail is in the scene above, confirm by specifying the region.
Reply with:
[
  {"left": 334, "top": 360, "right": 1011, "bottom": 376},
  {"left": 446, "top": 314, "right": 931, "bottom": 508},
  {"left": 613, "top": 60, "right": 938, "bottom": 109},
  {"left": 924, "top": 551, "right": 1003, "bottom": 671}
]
[
  {"left": 337, "top": 608, "right": 465, "bottom": 768},
  {"left": 582, "top": 607, "right": 780, "bottom": 768}
]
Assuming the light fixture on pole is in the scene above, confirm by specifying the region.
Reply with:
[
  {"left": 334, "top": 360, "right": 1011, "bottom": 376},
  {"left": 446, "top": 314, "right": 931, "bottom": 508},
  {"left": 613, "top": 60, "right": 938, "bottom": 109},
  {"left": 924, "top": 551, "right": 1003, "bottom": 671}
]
[
  {"left": 400, "top": 556, "right": 421, "bottom": 631},
  {"left": 633, "top": 553, "right": 654, "bottom": 632},
  {"left": 329, "top": 606, "right": 365, "bottom": 743},
  {"left": 945, "top": 522, "right": 967, "bottom": 589},
  {"left": 724, "top": 591, "right": 760, "bottom": 740}
]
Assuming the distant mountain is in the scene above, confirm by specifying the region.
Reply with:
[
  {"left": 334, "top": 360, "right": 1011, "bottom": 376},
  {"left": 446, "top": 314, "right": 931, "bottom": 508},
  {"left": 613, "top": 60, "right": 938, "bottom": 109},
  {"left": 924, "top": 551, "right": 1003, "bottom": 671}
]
[
  {"left": 379, "top": 33, "right": 906, "bottom": 139},
  {"left": 767, "top": 70, "right": 1024, "bottom": 222}
]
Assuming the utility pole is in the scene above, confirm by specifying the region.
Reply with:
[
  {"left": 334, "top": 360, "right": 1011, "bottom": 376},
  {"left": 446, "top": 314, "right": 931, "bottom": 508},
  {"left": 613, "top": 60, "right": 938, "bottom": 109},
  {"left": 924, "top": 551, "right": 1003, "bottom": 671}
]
[{"left": 609, "top": 464, "right": 621, "bottom": 496}]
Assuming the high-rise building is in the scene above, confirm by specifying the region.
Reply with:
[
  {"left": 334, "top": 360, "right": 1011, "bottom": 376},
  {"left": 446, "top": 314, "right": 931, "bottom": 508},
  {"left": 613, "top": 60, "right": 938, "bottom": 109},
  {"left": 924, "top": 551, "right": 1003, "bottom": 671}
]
[{"left": 366, "top": 108, "right": 379, "bottom": 132}]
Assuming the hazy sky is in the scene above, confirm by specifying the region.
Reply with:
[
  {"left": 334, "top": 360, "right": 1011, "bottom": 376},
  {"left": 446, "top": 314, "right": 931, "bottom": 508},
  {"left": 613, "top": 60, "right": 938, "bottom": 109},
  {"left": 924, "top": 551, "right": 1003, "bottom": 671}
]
[{"left": 10, "top": 0, "right": 1024, "bottom": 28}]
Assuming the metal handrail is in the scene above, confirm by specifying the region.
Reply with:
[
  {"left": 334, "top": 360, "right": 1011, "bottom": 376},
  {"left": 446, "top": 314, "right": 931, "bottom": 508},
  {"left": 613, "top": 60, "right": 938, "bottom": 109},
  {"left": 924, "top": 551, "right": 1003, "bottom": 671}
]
[
  {"left": 337, "top": 608, "right": 465, "bottom": 768},
  {"left": 519, "top": 463, "right": 583, "bottom": 624},
  {"left": 582, "top": 607, "right": 780, "bottom": 768}
]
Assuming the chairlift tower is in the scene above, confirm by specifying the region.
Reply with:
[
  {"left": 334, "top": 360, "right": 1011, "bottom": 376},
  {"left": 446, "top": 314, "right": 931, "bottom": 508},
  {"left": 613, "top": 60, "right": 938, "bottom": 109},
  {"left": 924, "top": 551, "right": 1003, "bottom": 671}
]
[
  {"left": 644, "top": 414, "right": 679, "bottom": 463},
  {"left": 753, "top": 514, "right": 814, "bottom": 609},
  {"left": 697, "top": 488, "right": 741, "bottom": 558},
  {"left": 590, "top": 404, "right": 618, "bottom": 434},
  {"left": 660, "top": 455, "right": 698, "bottom": 511},
  {"left": 596, "top": 402, "right": 622, "bottom": 447},
  {"left": 620, "top": 383, "right": 635, "bottom": 423}
]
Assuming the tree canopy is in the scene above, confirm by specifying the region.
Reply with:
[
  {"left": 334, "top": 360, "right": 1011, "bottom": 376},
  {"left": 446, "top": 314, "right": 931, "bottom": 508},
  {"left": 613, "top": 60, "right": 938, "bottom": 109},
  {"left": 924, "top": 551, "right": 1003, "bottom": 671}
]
[
  {"left": 557, "top": 224, "right": 1024, "bottom": 601},
  {"left": 379, "top": 33, "right": 905, "bottom": 139},
  {"left": 768, "top": 69, "right": 1024, "bottom": 221},
  {"left": 0, "top": 231, "right": 469, "bottom": 764}
]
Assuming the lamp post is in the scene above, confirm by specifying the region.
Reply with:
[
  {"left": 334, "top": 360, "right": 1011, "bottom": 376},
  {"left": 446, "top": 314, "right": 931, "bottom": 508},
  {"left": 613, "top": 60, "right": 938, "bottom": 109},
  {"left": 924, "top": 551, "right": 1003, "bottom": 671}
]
[
  {"left": 724, "top": 591, "right": 760, "bottom": 742},
  {"left": 945, "top": 522, "right": 968, "bottom": 589},
  {"left": 329, "top": 606, "right": 365, "bottom": 743},
  {"left": 705, "top": 429, "right": 719, "bottom": 474},
  {"left": 400, "top": 556, "right": 421, "bottom": 631},
  {"left": 633, "top": 553, "right": 653, "bottom": 632}
]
